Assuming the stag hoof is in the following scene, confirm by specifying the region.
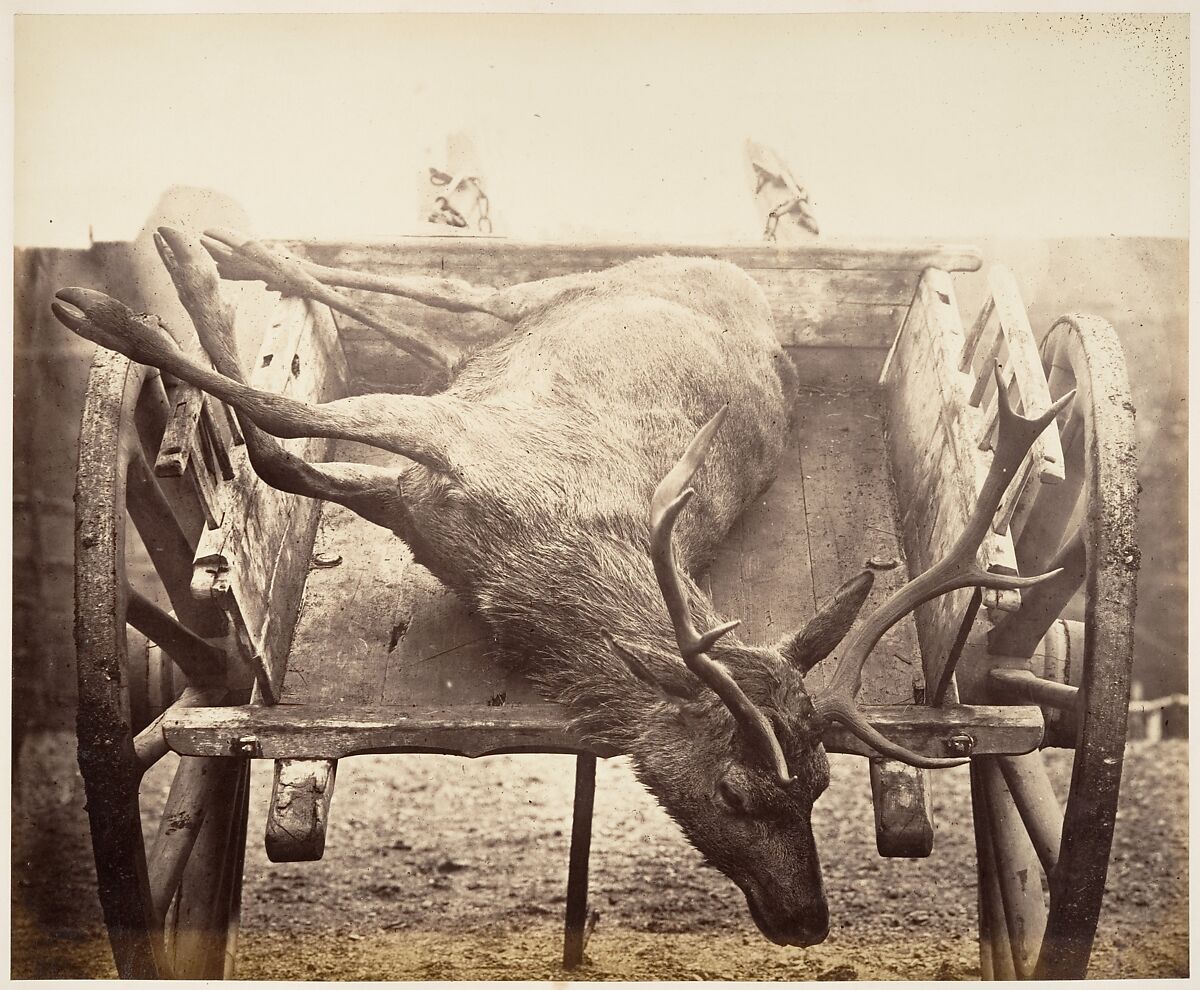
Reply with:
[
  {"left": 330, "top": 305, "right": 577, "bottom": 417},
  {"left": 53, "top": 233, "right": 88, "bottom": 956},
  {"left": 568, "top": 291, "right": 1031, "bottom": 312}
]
[
  {"left": 52, "top": 287, "right": 179, "bottom": 366},
  {"left": 155, "top": 226, "right": 226, "bottom": 309},
  {"left": 201, "top": 226, "right": 313, "bottom": 298}
]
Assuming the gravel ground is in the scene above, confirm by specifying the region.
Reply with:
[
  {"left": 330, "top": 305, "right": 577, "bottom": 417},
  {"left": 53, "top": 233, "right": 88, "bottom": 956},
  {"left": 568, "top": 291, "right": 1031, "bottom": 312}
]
[{"left": 11, "top": 737, "right": 1188, "bottom": 980}]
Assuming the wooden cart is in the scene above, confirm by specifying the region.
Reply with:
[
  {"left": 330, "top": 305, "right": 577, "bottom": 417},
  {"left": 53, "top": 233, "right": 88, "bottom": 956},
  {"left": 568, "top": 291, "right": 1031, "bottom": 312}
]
[{"left": 72, "top": 236, "right": 1137, "bottom": 980}]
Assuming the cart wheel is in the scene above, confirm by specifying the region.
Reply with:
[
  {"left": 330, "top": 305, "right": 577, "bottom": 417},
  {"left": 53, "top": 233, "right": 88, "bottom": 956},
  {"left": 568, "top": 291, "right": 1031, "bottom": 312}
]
[
  {"left": 75, "top": 351, "right": 250, "bottom": 979},
  {"left": 967, "top": 315, "right": 1138, "bottom": 979}
]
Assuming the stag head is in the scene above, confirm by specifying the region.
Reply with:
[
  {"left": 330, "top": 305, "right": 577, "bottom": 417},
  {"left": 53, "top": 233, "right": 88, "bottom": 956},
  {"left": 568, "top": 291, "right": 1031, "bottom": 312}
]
[{"left": 607, "top": 385, "right": 1072, "bottom": 946}]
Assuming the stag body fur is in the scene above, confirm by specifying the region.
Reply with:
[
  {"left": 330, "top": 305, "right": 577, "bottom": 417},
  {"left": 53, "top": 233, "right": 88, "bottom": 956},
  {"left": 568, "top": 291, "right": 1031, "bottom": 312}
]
[{"left": 56, "top": 245, "right": 839, "bottom": 946}]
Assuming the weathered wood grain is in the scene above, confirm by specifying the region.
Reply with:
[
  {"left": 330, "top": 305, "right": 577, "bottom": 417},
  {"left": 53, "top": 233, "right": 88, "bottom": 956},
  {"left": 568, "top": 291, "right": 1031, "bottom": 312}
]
[
  {"left": 883, "top": 269, "right": 1023, "bottom": 700},
  {"left": 162, "top": 700, "right": 1042, "bottom": 761},
  {"left": 284, "top": 383, "right": 922, "bottom": 717},
  {"left": 280, "top": 238, "right": 977, "bottom": 391},
  {"left": 285, "top": 238, "right": 983, "bottom": 275},
  {"left": 191, "top": 294, "right": 348, "bottom": 702},
  {"left": 970, "top": 267, "right": 1066, "bottom": 488},
  {"left": 794, "top": 389, "right": 922, "bottom": 706}
]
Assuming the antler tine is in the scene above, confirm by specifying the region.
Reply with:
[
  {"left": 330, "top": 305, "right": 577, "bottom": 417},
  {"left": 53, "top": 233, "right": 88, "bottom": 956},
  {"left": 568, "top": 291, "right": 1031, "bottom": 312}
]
[
  {"left": 650, "top": 407, "right": 792, "bottom": 785},
  {"left": 650, "top": 405, "right": 740, "bottom": 656},
  {"left": 810, "top": 365, "right": 1076, "bottom": 765}
]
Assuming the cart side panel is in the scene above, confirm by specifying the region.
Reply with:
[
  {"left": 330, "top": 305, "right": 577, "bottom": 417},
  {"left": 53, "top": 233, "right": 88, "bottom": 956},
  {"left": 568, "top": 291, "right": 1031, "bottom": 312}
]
[
  {"left": 882, "top": 268, "right": 1022, "bottom": 699},
  {"left": 289, "top": 239, "right": 981, "bottom": 391},
  {"left": 192, "top": 295, "right": 351, "bottom": 703}
]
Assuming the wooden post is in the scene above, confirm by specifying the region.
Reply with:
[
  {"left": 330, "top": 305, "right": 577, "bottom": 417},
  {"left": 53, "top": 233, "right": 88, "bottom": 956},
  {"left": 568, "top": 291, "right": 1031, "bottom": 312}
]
[
  {"left": 562, "top": 753, "right": 597, "bottom": 970},
  {"left": 265, "top": 759, "right": 338, "bottom": 862}
]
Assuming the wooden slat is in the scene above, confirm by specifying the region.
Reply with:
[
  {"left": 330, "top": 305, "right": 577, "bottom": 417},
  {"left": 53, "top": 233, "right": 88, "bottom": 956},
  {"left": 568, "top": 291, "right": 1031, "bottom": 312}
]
[
  {"left": 983, "top": 267, "right": 1065, "bottom": 484},
  {"left": 332, "top": 273, "right": 914, "bottom": 392},
  {"left": 155, "top": 383, "right": 206, "bottom": 476},
  {"left": 286, "top": 237, "right": 977, "bottom": 391},
  {"left": 162, "top": 701, "right": 1042, "bottom": 761},
  {"left": 289, "top": 238, "right": 983, "bottom": 275},
  {"left": 701, "top": 392, "right": 816, "bottom": 646},
  {"left": 795, "top": 389, "right": 922, "bottom": 706},
  {"left": 882, "top": 269, "right": 1022, "bottom": 699},
  {"left": 191, "top": 294, "right": 349, "bottom": 703}
]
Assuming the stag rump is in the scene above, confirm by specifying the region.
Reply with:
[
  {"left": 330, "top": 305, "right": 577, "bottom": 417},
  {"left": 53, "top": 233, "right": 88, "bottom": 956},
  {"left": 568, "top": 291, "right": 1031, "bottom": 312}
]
[{"left": 53, "top": 227, "right": 1068, "bottom": 947}]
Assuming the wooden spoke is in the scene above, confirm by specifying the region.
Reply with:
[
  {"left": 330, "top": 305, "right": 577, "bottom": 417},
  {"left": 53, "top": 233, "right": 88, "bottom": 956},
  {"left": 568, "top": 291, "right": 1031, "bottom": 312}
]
[
  {"left": 998, "top": 752, "right": 1064, "bottom": 876},
  {"left": 971, "top": 763, "right": 1016, "bottom": 980},
  {"left": 988, "top": 668, "right": 1080, "bottom": 712},
  {"left": 987, "top": 529, "right": 1086, "bottom": 658},
  {"left": 126, "top": 586, "right": 229, "bottom": 683},
  {"left": 147, "top": 757, "right": 225, "bottom": 923},
  {"left": 166, "top": 758, "right": 250, "bottom": 978},
  {"left": 126, "top": 445, "right": 226, "bottom": 638},
  {"left": 1010, "top": 404, "right": 1085, "bottom": 562},
  {"left": 133, "top": 686, "right": 227, "bottom": 771},
  {"left": 979, "top": 758, "right": 1048, "bottom": 979}
]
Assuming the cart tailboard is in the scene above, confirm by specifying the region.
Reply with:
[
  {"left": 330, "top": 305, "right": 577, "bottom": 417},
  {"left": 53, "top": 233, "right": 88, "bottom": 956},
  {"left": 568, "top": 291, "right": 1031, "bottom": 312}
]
[{"left": 287, "top": 238, "right": 982, "bottom": 391}]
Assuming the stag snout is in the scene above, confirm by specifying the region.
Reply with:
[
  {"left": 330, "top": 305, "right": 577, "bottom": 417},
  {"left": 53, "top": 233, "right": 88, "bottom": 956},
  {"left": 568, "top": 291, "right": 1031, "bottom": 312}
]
[{"left": 743, "top": 879, "right": 830, "bottom": 947}]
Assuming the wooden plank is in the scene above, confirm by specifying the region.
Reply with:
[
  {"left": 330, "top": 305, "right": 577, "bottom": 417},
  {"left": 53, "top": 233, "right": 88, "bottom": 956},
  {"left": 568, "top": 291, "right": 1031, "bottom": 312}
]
[
  {"left": 702, "top": 407, "right": 815, "bottom": 646},
  {"left": 789, "top": 384, "right": 935, "bottom": 858},
  {"left": 191, "top": 294, "right": 348, "bottom": 703},
  {"left": 281, "top": 454, "right": 406, "bottom": 706},
  {"left": 795, "top": 388, "right": 922, "bottom": 706},
  {"left": 287, "top": 238, "right": 983, "bottom": 275},
  {"left": 381, "top": 564, "right": 541, "bottom": 706},
  {"left": 331, "top": 270, "right": 913, "bottom": 391},
  {"left": 882, "top": 269, "right": 1023, "bottom": 699},
  {"left": 162, "top": 701, "right": 1042, "bottom": 761},
  {"left": 155, "top": 382, "right": 206, "bottom": 476},
  {"left": 983, "top": 267, "right": 1066, "bottom": 484}
]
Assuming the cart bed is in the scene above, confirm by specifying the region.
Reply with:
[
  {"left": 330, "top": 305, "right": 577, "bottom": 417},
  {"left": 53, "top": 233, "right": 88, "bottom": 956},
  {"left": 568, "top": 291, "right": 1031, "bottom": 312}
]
[{"left": 278, "top": 382, "right": 919, "bottom": 714}]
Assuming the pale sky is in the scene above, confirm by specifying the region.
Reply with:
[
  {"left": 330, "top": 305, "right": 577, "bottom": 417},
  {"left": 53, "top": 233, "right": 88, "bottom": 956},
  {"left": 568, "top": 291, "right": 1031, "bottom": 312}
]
[{"left": 13, "top": 12, "right": 1189, "bottom": 246}]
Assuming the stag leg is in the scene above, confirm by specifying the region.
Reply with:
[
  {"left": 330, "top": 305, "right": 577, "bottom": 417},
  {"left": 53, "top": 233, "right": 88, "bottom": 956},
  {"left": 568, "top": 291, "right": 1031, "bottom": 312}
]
[
  {"left": 202, "top": 226, "right": 597, "bottom": 326},
  {"left": 149, "top": 226, "right": 410, "bottom": 530},
  {"left": 52, "top": 288, "right": 461, "bottom": 477}
]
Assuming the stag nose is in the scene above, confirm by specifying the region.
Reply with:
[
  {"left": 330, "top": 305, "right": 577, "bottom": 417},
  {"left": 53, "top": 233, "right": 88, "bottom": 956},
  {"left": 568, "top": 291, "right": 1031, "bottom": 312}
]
[{"left": 745, "top": 888, "right": 830, "bottom": 947}]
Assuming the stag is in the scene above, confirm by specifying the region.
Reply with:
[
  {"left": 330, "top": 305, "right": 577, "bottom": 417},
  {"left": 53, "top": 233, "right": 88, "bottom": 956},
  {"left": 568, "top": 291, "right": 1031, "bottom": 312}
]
[{"left": 53, "top": 227, "right": 1069, "bottom": 947}]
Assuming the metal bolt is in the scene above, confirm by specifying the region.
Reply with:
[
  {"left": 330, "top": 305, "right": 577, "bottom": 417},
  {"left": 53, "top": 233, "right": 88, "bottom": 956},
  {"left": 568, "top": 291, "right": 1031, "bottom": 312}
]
[
  {"left": 235, "top": 736, "right": 259, "bottom": 757},
  {"left": 945, "top": 734, "right": 975, "bottom": 757}
]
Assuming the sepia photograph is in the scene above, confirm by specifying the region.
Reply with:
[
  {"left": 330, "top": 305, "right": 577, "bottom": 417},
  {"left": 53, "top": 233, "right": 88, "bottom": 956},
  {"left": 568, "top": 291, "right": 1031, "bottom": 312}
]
[{"left": 10, "top": 8, "right": 1188, "bottom": 981}]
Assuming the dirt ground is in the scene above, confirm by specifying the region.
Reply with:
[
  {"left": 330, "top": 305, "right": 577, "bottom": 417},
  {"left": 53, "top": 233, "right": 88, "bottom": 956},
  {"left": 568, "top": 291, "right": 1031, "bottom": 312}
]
[{"left": 11, "top": 735, "right": 1188, "bottom": 981}]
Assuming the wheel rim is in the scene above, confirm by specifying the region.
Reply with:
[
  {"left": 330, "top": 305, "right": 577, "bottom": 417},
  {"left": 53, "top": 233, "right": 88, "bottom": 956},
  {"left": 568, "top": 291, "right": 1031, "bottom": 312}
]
[
  {"left": 75, "top": 351, "right": 250, "bottom": 979},
  {"left": 969, "top": 314, "right": 1138, "bottom": 979}
]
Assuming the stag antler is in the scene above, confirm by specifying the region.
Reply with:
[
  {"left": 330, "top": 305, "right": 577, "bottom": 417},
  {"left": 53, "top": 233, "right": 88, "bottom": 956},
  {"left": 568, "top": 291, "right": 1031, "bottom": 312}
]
[
  {"left": 646, "top": 406, "right": 794, "bottom": 785},
  {"left": 808, "top": 366, "right": 1077, "bottom": 767}
]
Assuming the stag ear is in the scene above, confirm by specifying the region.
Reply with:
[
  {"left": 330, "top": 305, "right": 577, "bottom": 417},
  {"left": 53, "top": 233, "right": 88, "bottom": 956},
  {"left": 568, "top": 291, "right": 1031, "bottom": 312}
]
[
  {"left": 780, "top": 565, "right": 888, "bottom": 674},
  {"left": 602, "top": 631, "right": 698, "bottom": 702}
]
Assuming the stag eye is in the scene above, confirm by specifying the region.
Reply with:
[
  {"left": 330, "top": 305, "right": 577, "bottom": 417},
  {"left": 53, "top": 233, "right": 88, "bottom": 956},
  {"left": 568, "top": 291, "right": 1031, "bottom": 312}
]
[{"left": 715, "top": 776, "right": 752, "bottom": 815}]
